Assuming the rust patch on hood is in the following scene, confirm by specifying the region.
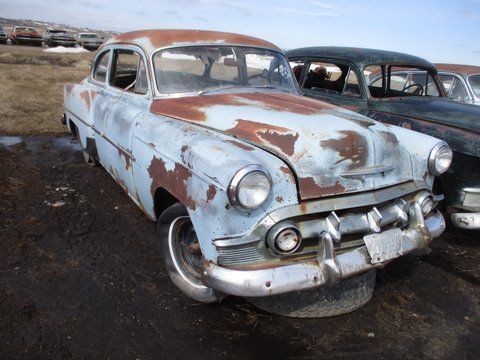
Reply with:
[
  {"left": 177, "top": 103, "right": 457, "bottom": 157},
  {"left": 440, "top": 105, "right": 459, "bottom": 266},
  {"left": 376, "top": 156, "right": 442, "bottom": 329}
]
[
  {"left": 148, "top": 157, "right": 196, "bottom": 210},
  {"left": 227, "top": 119, "right": 299, "bottom": 157},
  {"left": 150, "top": 92, "right": 337, "bottom": 123},
  {"left": 298, "top": 177, "right": 346, "bottom": 199},
  {"left": 226, "top": 140, "right": 255, "bottom": 151},
  {"left": 206, "top": 185, "right": 217, "bottom": 204},
  {"left": 321, "top": 130, "right": 368, "bottom": 168},
  {"left": 65, "top": 83, "right": 75, "bottom": 95}
]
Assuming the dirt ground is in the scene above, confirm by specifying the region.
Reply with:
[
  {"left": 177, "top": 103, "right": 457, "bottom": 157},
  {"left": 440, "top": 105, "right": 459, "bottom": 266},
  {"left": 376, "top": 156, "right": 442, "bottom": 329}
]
[
  {"left": 0, "top": 136, "right": 479, "bottom": 360},
  {"left": 0, "top": 45, "right": 93, "bottom": 136}
]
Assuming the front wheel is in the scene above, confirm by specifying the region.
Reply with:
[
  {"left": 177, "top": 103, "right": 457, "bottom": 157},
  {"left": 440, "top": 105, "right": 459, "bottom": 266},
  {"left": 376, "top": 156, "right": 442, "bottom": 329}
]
[
  {"left": 157, "top": 203, "right": 224, "bottom": 303},
  {"left": 249, "top": 270, "right": 376, "bottom": 318}
]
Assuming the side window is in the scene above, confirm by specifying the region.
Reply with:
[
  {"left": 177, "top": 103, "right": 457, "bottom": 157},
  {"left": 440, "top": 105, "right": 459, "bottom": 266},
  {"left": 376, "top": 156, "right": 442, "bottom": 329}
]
[
  {"left": 365, "top": 65, "right": 384, "bottom": 98},
  {"left": 450, "top": 78, "right": 468, "bottom": 101},
  {"left": 110, "top": 49, "right": 148, "bottom": 94},
  {"left": 439, "top": 74, "right": 455, "bottom": 96},
  {"left": 343, "top": 69, "right": 361, "bottom": 97},
  {"left": 289, "top": 60, "right": 305, "bottom": 83},
  {"left": 303, "top": 61, "right": 350, "bottom": 95},
  {"left": 92, "top": 50, "right": 110, "bottom": 83}
]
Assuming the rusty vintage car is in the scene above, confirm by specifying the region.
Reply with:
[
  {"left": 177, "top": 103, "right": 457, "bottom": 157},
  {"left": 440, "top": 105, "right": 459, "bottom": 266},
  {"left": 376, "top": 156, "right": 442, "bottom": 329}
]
[
  {"left": 434, "top": 64, "right": 480, "bottom": 106},
  {"left": 63, "top": 30, "right": 449, "bottom": 317},
  {"left": 287, "top": 47, "right": 480, "bottom": 232},
  {"left": 44, "top": 28, "right": 76, "bottom": 47},
  {"left": 76, "top": 32, "right": 103, "bottom": 50},
  {"left": 10, "top": 26, "right": 43, "bottom": 46}
]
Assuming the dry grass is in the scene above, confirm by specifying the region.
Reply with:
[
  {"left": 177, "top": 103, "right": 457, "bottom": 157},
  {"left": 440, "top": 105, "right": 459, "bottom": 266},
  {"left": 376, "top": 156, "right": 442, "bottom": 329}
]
[{"left": 0, "top": 44, "right": 94, "bottom": 135}]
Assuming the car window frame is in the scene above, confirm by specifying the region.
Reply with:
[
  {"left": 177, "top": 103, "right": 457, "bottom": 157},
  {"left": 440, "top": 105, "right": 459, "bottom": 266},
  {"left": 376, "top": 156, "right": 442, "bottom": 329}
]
[
  {"left": 366, "top": 65, "right": 446, "bottom": 100},
  {"left": 467, "top": 73, "right": 480, "bottom": 101},
  {"left": 89, "top": 48, "right": 112, "bottom": 86},
  {"left": 108, "top": 45, "right": 152, "bottom": 97},
  {"left": 292, "top": 57, "right": 367, "bottom": 100},
  {"left": 438, "top": 71, "right": 472, "bottom": 102}
]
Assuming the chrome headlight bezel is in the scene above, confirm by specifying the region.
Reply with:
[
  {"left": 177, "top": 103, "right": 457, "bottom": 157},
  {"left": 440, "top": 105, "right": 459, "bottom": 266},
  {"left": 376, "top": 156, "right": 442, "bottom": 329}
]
[
  {"left": 428, "top": 142, "right": 452, "bottom": 176},
  {"left": 228, "top": 165, "right": 272, "bottom": 210}
]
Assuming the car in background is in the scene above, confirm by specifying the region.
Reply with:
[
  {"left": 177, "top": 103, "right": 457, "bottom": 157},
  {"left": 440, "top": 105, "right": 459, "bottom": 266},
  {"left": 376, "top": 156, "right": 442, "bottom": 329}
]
[
  {"left": 286, "top": 46, "right": 480, "bottom": 231},
  {"left": 435, "top": 64, "right": 480, "bottom": 106},
  {"left": 0, "top": 27, "right": 7, "bottom": 44},
  {"left": 44, "top": 28, "right": 76, "bottom": 47},
  {"left": 76, "top": 32, "right": 102, "bottom": 50},
  {"left": 63, "top": 30, "right": 448, "bottom": 317},
  {"left": 10, "top": 26, "right": 43, "bottom": 46}
]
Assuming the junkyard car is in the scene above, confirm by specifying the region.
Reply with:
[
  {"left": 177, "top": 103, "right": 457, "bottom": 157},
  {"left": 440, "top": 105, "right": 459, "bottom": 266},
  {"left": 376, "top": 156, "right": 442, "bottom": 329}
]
[
  {"left": 10, "top": 26, "right": 43, "bottom": 46},
  {"left": 76, "top": 33, "right": 103, "bottom": 50},
  {"left": 63, "top": 30, "right": 448, "bottom": 317},
  {"left": 0, "top": 27, "right": 7, "bottom": 44},
  {"left": 287, "top": 47, "right": 480, "bottom": 231},
  {"left": 44, "top": 28, "right": 76, "bottom": 47},
  {"left": 434, "top": 64, "right": 480, "bottom": 106}
]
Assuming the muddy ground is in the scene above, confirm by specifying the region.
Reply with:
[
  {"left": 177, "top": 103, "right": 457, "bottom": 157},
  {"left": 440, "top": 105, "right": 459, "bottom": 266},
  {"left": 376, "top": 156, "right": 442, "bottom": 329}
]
[{"left": 0, "top": 135, "right": 479, "bottom": 360}]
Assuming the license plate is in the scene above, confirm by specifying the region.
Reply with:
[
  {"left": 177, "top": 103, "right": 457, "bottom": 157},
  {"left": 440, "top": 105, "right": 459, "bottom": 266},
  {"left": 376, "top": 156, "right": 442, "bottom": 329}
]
[{"left": 364, "top": 228, "right": 403, "bottom": 264}]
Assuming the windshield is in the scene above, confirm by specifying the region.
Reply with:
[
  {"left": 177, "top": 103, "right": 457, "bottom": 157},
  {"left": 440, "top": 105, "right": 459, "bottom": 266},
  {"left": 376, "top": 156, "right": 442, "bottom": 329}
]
[
  {"left": 153, "top": 46, "right": 298, "bottom": 94},
  {"left": 468, "top": 75, "right": 480, "bottom": 98},
  {"left": 81, "top": 34, "right": 99, "bottom": 39}
]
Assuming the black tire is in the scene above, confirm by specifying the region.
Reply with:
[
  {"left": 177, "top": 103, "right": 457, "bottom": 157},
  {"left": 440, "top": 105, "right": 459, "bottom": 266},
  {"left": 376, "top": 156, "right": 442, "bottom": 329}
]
[
  {"left": 249, "top": 270, "right": 376, "bottom": 318},
  {"left": 157, "top": 203, "right": 224, "bottom": 303}
]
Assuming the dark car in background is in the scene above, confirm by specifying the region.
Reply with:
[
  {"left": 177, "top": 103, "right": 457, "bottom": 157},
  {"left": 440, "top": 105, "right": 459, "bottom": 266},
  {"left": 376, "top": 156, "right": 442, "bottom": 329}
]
[
  {"left": 0, "top": 27, "right": 7, "bottom": 44},
  {"left": 44, "top": 28, "right": 76, "bottom": 47},
  {"left": 286, "top": 47, "right": 480, "bottom": 231},
  {"left": 75, "top": 32, "right": 102, "bottom": 50},
  {"left": 10, "top": 26, "right": 43, "bottom": 46}
]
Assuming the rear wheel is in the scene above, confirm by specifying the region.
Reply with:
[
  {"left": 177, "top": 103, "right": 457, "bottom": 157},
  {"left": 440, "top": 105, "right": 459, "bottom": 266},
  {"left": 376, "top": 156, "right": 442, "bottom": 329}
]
[
  {"left": 157, "top": 203, "right": 224, "bottom": 303},
  {"left": 249, "top": 270, "right": 376, "bottom": 318}
]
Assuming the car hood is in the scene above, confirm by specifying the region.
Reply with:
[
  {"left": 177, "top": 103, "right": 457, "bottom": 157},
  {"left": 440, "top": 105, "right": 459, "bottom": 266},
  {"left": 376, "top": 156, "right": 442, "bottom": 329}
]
[
  {"left": 372, "top": 97, "right": 480, "bottom": 134},
  {"left": 150, "top": 92, "right": 414, "bottom": 200}
]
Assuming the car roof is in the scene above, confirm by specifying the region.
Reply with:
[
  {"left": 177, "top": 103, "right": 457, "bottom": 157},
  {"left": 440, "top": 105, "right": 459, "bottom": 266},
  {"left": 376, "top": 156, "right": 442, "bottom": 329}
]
[
  {"left": 102, "top": 29, "right": 281, "bottom": 55},
  {"left": 286, "top": 46, "right": 436, "bottom": 71},
  {"left": 435, "top": 63, "right": 480, "bottom": 76}
]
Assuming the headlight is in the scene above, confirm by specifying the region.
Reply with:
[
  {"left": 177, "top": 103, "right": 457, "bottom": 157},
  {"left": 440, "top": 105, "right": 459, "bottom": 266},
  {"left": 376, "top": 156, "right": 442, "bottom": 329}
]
[
  {"left": 228, "top": 165, "right": 271, "bottom": 210},
  {"left": 428, "top": 142, "right": 452, "bottom": 176}
]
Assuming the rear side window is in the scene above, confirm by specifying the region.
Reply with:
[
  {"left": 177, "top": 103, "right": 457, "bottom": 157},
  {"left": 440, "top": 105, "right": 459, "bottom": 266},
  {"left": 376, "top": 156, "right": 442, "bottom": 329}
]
[
  {"left": 110, "top": 49, "right": 148, "bottom": 95},
  {"left": 92, "top": 50, "right": 110, "bottom": 83},
  {"left": 303, "top": 61, "right": 360, "bottom": 97}
]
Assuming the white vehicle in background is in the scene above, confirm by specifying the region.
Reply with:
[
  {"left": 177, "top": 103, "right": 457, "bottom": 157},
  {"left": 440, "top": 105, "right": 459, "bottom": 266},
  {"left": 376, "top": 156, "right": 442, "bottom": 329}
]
[{"left": 76, "top": 33, "right": 103, "bottom": 51}]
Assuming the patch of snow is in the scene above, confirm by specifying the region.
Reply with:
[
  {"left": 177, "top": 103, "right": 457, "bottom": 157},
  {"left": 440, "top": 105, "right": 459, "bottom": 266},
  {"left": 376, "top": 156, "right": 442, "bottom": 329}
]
[{"left": 43, "top": 46, "right": 89, "bottom": 53}]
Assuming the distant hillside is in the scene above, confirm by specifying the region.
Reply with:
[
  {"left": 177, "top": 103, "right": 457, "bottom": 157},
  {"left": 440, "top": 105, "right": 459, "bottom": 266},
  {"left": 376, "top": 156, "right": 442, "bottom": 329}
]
[{"left": 0, "top": 17, "right": 118, "bottom": 38}]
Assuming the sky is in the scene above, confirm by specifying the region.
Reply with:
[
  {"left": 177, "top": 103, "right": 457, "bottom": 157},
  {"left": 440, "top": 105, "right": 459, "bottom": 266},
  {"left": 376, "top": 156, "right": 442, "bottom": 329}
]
[{"left": 1, "top": 0, "right": 479, "bottom": 65}]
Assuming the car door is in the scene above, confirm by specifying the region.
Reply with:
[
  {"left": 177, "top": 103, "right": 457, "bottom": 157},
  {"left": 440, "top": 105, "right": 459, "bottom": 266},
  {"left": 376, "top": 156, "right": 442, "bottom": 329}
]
[
  {"left": 94, "top": 45, "right": 152, "bottom": 196},
  {"left": 293, "top": 58, "right": 369, "bottom": 113}
]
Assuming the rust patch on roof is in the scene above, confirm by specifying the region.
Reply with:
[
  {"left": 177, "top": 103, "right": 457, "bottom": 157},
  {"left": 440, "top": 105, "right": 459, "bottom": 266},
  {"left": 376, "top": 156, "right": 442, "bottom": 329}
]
[
  {"left": 275, "top": 196, "right": 284, "bottom": 203},
  {"left": 225, "top": 140, "right": 255, "bottom": 151},
  {"left": 148, "top": 157, "right": 196, "bottom": 210},
  {"left": 79, "top": 90, "right": 91, "bottom": 111},
  {"left": 321, "top": 130, "right": 368, "bottom": 168},
  {"left": 106, "top": 29, "right": 281, "bottom": 53},
  {"left": 227, "top": 119, "right": 299, "bottom": 157},
  {"left": 298, "top": 177, "right": 346, "bottom": 199},
  {"left": 150, "top": 92, "right": 337, "bottom": 122},
  {"left": 206, "top": 184, "right": 217, "bottom": 204}
]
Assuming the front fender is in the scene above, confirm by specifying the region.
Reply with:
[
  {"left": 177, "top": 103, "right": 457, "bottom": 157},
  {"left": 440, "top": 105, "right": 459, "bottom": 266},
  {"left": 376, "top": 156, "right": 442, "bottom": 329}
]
[{"left": 132, "top": 113, "right": 298, "bottom": 261}]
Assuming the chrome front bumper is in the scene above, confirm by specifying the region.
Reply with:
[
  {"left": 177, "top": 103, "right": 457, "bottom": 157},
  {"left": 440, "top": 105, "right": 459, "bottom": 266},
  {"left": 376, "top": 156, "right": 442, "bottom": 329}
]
[
  {"left": 202, "top": 204, "right": 445, "bottom": 297},
  {"left": 451, "top": 213, "right": 480, "bottom": 229},
  {"left": 451, "top": 188, "right": 480, "bottom": 230}
]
